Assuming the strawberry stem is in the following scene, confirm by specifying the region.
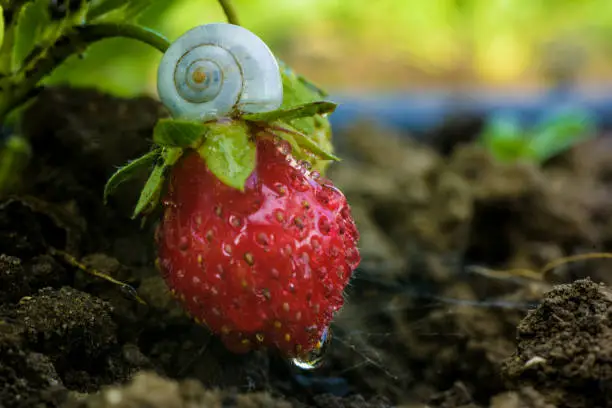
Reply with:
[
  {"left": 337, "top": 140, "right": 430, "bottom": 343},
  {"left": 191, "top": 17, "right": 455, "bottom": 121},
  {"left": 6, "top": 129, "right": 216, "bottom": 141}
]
[{"left": 218, "top": 0, "right": 241, "bottom": 25}]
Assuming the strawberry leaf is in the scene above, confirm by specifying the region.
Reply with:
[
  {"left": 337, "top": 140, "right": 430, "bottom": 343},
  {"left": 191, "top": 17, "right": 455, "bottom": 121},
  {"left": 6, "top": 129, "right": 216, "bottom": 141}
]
[
  {"left": 103, "top": 148, "right": 160, "bottom": 204},
  {"left": 197, "top": 122, "right": 256, "bottom": 192},
  {"left": 242, "top": 101, "right": 337, "bottom": 123},
  {"left": 132, "top": 147, "right": 181, "bottom": 218},
  {"left": 277, "top": 60, "right": 337, "bottom": 174},
  {"left": 278, "top": 59, "right": 328, "bottom": 98},
  {"left": 270, "top": 123, "right": 340, "bottom": 162},
  {"left": 153, "top": 118, "right": 207, "bottom": 148}
]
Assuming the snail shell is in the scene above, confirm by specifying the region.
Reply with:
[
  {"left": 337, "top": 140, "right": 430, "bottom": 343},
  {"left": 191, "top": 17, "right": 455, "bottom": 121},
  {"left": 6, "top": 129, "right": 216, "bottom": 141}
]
[{"left": 157, "top": 23, "right": 283, "bottom": 121}]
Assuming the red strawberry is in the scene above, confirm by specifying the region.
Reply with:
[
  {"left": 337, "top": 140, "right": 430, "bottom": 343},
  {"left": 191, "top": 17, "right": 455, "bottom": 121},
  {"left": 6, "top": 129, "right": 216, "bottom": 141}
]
[{"left": 155, "top": 135, "right": 360, "bottom": 358}]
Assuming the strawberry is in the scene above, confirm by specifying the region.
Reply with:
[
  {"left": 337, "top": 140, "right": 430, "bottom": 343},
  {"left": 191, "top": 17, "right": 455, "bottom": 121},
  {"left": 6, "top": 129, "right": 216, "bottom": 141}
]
[
  {"left": 154, "top": 135, "right": 360, "bottom": 358},
  {"left": 103, "top": 23, "right": 360, "bottom": 361}
]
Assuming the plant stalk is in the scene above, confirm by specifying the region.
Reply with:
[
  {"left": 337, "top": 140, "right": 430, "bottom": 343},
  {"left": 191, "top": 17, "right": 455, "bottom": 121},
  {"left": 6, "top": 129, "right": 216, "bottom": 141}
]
[
  {"left": 0, "top": 23, "right": 171, "bottom": 123},
  {"left": 218, "top": 0, "right": 240, "bottom": 25}
]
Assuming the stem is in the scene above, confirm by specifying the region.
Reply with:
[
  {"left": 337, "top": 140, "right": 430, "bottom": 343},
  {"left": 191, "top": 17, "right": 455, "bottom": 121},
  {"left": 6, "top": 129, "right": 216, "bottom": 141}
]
[
  {"left": 81, "top": 23, "right": 171, "bottom": 54},
  {"left": 218, "top": 0, "right": 240, "bottom": 25},
  {"left": 0, "top": 23, "right": 170, "bottom": 123}
]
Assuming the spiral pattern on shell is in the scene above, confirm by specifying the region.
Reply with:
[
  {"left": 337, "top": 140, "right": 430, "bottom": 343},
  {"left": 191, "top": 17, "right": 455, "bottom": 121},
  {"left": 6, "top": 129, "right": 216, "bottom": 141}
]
[{"left": 157, "top": 23, "right": 283, "bottom": 121}]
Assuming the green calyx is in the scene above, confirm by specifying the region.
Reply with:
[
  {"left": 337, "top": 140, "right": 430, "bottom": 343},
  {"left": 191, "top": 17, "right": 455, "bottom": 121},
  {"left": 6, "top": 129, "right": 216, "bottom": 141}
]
[
  {"left": 277, "top": 60, "right": 336, "bottom": 174},
  {"left": 103, "top": 99, "right": 341, "bottom": 220}
]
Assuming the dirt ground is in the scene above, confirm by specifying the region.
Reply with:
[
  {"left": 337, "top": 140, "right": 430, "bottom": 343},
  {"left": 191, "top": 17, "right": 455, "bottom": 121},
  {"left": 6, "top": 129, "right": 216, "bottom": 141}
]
[{"left": 2, "top": 87, "right": 612, "bottom": 408}]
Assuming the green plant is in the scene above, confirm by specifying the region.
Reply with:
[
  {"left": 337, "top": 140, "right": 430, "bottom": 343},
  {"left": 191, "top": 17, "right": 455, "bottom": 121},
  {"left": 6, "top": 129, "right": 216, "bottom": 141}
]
[
  {"left": 479, "top": 109, "right": 597, "bottom": 163},
  {"left": 0, "top": 0, "right": 172, "bottom": 196},
  {"left": 0, "top": 0, "right": 358, "bottom": 366},
  {"left": 0, "top": 0, "right": 336, "bottom": 194}
]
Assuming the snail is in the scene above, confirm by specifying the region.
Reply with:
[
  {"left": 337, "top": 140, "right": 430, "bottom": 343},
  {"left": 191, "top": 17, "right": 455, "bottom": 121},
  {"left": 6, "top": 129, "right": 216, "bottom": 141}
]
[{"left": 157, "top": 23, "right": 283, "bottom": 121}]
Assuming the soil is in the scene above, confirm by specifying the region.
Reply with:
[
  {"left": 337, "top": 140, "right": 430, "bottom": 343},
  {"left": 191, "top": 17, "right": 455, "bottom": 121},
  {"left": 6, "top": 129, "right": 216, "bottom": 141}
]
[{"left": 2, "top": 87, "right": 612, "bottom": 408}]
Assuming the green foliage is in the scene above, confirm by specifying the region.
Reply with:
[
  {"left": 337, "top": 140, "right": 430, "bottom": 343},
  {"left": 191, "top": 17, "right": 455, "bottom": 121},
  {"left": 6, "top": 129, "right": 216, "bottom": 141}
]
[
  {"left": 153, "top": 118, "right": 207, "bottom": 148},
  {"left": 269, "top": 123, "right": 339, "bottom": 162},
  {"left": 87, "top": 0, "right": 163, "bottom": 23},
  {"left": 31, "top": 0, "right": 612, "bottom": 97},
  {"left": 480, "top": 110, "right": 597, "bottom": 163},
  {"left": 277, "top": 62, "right": 336, "bottom": 174},
  {"left": 12, "top": 0, "right": 51, "bottom": 72},
  {"left": 197, "top": 121, "right": 256, "bottom": 192},
  {"left": 243, "top": 101, "right": 336, "bottom": 124},
  {"left": 133, "top": 147, "right": 181, "bottom": 218},
  {"left": 103, "top": 148, "right": 160, "bottom": 204}
]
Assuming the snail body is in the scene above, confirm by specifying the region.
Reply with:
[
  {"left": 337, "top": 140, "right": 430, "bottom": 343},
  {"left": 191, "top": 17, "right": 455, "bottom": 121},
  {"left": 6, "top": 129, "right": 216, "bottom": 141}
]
[{"left": 157, "top": 23, "right": 283, "bottom": 121}]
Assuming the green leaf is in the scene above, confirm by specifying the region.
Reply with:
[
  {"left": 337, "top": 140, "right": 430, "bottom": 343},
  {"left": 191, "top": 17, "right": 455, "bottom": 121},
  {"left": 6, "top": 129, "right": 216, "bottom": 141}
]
[
  {"left": 153, "top": 118, "right": 207, "bottom": 148},
  {"left": 479, "top": 114, "right": 530, "bottom": 162},
  {"left": 103, "top": 148, "right": 160, "bottom": 204},
  {"left": 12, "top": 0, "right": 51, "bottom": 72},
  {"left": 278, "top": 59, "right": 328, "bottom": 98},
  {"left": 276, "top": 60, "right": 338, "bottom": 174},
  {"left": 278, "top": 61, "right": 335, "bottom": 145},
  {"left": 132, "top": 147, "right": 181, "bottom": 218},
  {"left": 88, "top": 0, "right": 162, "bottom": 22},
  {"left": 197, "top": 122, "right": 256, "bottom": 191},
  {"left": 270, "top": 123, "right": 340, "bottom": 162},
  {"left": 488, "top": 137, "right": 531, "bottom": 162},
  {"left": 243, "top": 101, "right": 337, "bottom": 123},
  {"left": 526, "top": 110, "right": 596, "bottom": 162}
]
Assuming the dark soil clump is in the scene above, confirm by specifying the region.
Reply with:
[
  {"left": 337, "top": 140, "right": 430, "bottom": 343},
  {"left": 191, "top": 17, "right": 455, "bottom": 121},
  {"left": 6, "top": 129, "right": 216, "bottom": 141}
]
[{"left": 502, "top": 278, "right": 612, "bottom": 407}]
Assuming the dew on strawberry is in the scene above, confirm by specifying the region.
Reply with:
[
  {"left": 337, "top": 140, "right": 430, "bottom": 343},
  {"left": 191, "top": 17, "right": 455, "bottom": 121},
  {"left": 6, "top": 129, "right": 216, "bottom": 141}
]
[{"left": 104, "top": 22, "right": 360, "bottom": 367}]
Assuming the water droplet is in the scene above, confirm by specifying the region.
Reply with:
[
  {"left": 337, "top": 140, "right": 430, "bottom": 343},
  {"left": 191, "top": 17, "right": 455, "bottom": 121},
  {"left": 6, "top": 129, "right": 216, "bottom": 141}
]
[
  {"left": 290, "top": 174, "right": 309, "bottom": 192},
  {"left": 277, "top": 140, "right": 292, "bottom": 155},
  {"left": 290, "top": 327, "right": 332, "bottom": 370},
  {"left": 311, "top": 170, "right": 321, "bottom": 180},
  {"left": 229, "top": 215, "right": 242, "bottom": 228},
  {"left": 178, "top": 236, "right": 189, "bottom": 251},
  {"left": 298, "top": 160, "right": 312, "bottom": 171},
  {"left": 223, "top": 244, "right": 232, "bottom": 255},
  {"left": 256, "top": 232, "right": 270, "bottom": 248}
]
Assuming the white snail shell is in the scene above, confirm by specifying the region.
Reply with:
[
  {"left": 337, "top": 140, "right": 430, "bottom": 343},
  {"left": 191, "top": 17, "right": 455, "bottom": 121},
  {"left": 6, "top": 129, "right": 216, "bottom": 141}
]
[{"left": 157, "top": 23, "right": 283, "bottom": 121}]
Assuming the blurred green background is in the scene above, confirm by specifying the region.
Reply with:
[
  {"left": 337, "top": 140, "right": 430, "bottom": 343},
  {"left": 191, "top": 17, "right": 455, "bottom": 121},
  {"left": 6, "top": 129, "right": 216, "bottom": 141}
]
[{"left": 47, "top": 0, "right": 612, "bottom": 98}]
